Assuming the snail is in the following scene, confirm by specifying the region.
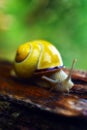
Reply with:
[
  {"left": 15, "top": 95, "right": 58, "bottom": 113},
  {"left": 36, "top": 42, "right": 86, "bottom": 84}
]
[{"left": 13, "top": 40, "right": 75, "bottom": 92}]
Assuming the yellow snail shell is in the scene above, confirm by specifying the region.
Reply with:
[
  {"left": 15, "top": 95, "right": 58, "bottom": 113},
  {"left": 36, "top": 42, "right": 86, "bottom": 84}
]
[{"left": 14, "top": 40, "right": 74, "bottom": 92}]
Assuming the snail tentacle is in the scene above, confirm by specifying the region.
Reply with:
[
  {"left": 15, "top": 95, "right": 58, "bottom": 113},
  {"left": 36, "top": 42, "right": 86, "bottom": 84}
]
[
  {"left": 42, "top": 75, "right": 58, "bottom": 85},
  {"left": 65, "top": 59, "right": 76, "bottom": 82}
]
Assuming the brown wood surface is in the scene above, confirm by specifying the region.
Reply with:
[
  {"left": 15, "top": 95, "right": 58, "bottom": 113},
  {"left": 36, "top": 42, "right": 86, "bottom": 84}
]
[{"left": 0, "top": 60, "right": 87, "bottom": 129}]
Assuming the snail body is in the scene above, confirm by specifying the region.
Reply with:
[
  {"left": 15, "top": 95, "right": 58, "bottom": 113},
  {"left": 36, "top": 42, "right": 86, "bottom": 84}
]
[{"left": 14, "top": 40, "right": 74, "bottom": 92}]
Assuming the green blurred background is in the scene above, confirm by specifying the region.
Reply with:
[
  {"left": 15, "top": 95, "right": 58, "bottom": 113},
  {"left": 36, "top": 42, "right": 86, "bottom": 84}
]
[{"left": 0, "top": 0, "right": 87, "bottom": 70}]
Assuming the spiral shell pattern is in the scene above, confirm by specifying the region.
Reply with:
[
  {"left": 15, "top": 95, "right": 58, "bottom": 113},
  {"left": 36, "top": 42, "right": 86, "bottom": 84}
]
[{"left": 14, "top": 40, "right": 63, "bottom": 78}]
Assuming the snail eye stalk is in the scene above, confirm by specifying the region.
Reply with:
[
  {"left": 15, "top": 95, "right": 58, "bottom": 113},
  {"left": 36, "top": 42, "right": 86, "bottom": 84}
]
[{"left": 65, "top": 59, "right": 77, "bottom": 82}]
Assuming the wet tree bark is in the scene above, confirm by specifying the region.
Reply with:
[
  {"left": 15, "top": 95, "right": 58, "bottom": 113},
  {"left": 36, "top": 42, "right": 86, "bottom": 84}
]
[{"left": 0, "top": 60, "right": 87, "bottom": 130}]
